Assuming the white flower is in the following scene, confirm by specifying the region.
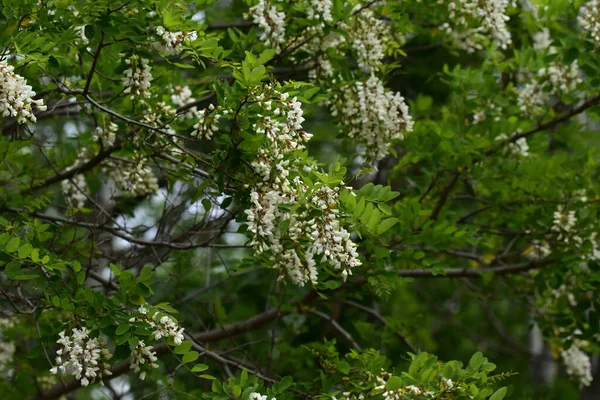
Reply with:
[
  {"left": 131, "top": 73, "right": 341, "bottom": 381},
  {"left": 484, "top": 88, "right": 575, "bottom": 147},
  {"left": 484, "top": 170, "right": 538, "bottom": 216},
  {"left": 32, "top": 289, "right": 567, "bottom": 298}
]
[
  {"left": 517, "top": 61, "right": 582, "bottom": 116},
  {"left": 579, "top": 0, "right": 600, "bottom": 42},
  {"left": 442, "top": 378, "right": 453, "bottom": 388},
  {"left": 532, "top": 28, "right": 553, "bottom": 51},
  {"left": 130, "top": 340, "right": 159, "bottom": 380},
  {"left": 343, "top": 7, "right": 390, "bottom": 72},
  {"left": 92, "top": 121, "right": 118, "bottom": 147},
  {"left": 307, "top": 0, "right": 333, "bottom": 24},
  {"left": 495, "top": 132, "right": 529, "bottom": 158},
  {"left": 0, "top": 342, "right": 15, "bottom": 370},
  {"left": 330, "top": 75, "right": 413, "bottom": 160},
  {"left": 248, "top": 0, "right": 286, "bottom": 51},
  {"left": 122, "top": 55, "right": 152, "bottom": 99},
  {"left": 106, "top": 158, "right": 159, "bottom": 197},
  {"left": 0, "top": 60, "right": 47, "bottom": 124},
  {"left": 561, "top": 344, "right": 593, "bottom": 388},
  {"left": 151, "top": 314, "right": 184, "bottom": 345},
  {"left": 49, "top": 328, "right": 112, "bottom": 387},
  {"left": 439, "top": 0, "right": 512, "bottom": 52},
  {"left": 62, "top": 174, "right": 88, "bottom": 209},
  {"left": 153, "top": 26, "right": 198, "bottom": 55},
  {"left": 171, "top": 85, "right": 197, "bottom": 119},
  {"left": 551, "top": 205, "right": 578, "bottom": 244}
]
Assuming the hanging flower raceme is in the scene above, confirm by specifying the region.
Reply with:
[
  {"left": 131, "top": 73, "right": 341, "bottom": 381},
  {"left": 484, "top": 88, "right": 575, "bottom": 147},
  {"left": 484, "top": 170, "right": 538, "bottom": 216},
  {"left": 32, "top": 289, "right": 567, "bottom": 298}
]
[
  {"left": 104, "top": 158, "right": 159, "bottom": 197},
  {"left": 247, "top": 0, "right": 286, "bottom": 51},
  {"left": 330, "top": 75, "right": 414, "bottom": 161},
  {"left": 517, "top": 60, "right": 582, "bottom": 116},
  {"left": 0, "top": 60, "right": 47, "bottom": 124},
  {"left": 241, "top": 85, "right": 361, "bottom": 285},
  {"left": 129, "top": 340, "right": 159, "bottom": 381},
  {"left": 122, "top": 55, "right": 153, "bottom": 99},
  {"left": 129, "top": 305, "right": 185, "bottom": 346},
  {"left": 49, "top": 328, "right": 113, "bottom": 387},
  {"left": 342, "top": 5, "right": 391, "bottom": 72},
  {"left": 579, "top": 0, "right": 600, "bottom": 42},
  {"left": 192, "top": 104, "right": 224, "bottom": 140},
  {"left": 171, "top": 85, "right": 197, "bottom": 119},
  {"left": 61, "top": 148, "right": 90, "bottom": 209},
  {"left": 306, "top": 0, "right": 333, "bottom": 25},
  {"left": 439, "top": 0, "right": 512, "bottom": 52},
  {"left": 153, "top": 26, "right": 198, "bottom": 56},
  {"left": 495, "top": 131, "right": 529, "bottom": 158},
  {"left": 561, "top": 343, "right": 593, "bottom": 388},
  {"left": 92, "top": 121, "right": 118, "bottom": 147}
]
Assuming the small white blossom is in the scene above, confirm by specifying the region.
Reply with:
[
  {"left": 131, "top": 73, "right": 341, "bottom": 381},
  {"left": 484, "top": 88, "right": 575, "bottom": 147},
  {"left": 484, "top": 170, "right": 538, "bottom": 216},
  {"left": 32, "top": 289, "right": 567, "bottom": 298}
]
[
  {"left": 551, "top": 205, "right": 578, "bottom": 244},
  {"left": 122, "top": 55, "right": 152, "bottom": 99},
  {"left": 495, "top": 132, "right": 529, "bottom": 158},
  {"left": 153, "top": 26, "right": 197, "bottom": 55},
  {"left": 62, "top": 174, "right": 88, "bottom": 209},
  {"left": 49, "top": 328, "right": 112, "bottom": 387},
  {"left": 0, "top": 60, "right": 47, "bottom": 124},
  {"left": 248, "top": 0, "right": 286, "bottom": 51},
  {"left": 330, "top": 75, "right": 413, "bottom": 160},
  {"left": 561, "top": 344, "right": 593, "bottom": 388},
  {"left": 579, "top": 0, "right": 600, "bottom": 42},
  {"left": 439, "top": 0, "right": 512, "bottom": 52},
  {"left": 92, "top": 121, "right": 118, "bottom": 147},
  {"left": 130, "top": 340, "right": 159, "bottom": 380}
]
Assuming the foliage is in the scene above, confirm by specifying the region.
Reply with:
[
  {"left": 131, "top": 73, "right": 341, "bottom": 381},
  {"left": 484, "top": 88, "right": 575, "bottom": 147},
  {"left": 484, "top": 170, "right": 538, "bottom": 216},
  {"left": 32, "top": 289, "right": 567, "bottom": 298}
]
[{"left": 0, "top": 0, "right": 600, "bottom": 399}]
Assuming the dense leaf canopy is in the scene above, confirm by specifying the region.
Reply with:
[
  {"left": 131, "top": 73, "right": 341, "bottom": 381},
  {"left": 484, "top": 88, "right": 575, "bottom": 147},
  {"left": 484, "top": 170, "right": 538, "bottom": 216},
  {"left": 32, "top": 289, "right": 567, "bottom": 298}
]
[{"left": 1, "top": 0, "right": 600, "bottom": 399}]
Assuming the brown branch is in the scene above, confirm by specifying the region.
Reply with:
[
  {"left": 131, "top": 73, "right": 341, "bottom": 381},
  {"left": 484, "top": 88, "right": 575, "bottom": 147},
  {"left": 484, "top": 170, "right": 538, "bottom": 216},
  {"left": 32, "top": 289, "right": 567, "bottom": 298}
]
[
  {"left": 429, "top": 171, "right": 461, "bottom": 221},
  {"left": 395, "top": 258, "right": 552, "bottom": 278},
  {"left": 29, "top": 291, "right": 318, "bottom": 400}
]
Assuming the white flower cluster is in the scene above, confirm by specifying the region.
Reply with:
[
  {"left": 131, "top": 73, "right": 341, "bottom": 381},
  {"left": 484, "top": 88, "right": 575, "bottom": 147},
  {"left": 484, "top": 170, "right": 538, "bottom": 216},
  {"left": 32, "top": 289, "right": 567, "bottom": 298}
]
[
  {"left": 244, "top": 86, "right": 361, "bottom": 285},
  {"left": 192, "top": 104, "right": 225, "bottom": 140},
  {"left": 171, "top": 85, "right": 197, "bottom": 119},
  {"left": 306, "top": 0, "right": 333, "bottom": 25},
  {"left": 0, "top": 60, "right": 46, "bottom": 124},
  {"left": 249, "top": 392, "right": 276, "bottom": 400},
  {"left": 0, "top": 342, "right": 15, "bottom": 370},
  {"left": 49, "top": 328, "right": 112, "bottom": 387},
  {"left": 532, "top": 28, "right": 553, "bottom": 52},
  {"left": 122, "top": 55, "right": 152, "bottom": 100},
  {"left": 517, "top": 61, "right": 582, "bottom": 116},
  {"left": 130, "top": 305, "right": 184, "bottom": 345},
  {"left": 551, "top": 205, "right": 579, "bottom": 245},
  {"left": 122, "top": 161, "right": 160, "bottom": 197},
  {"left": 129, "top": 340, "right": 158, "bottom": 381},
  {"left": 495, "top": 131, "right": 529, "bottom": 158},
  {"left": 330, "top": 75, "right": 414, "bottom": 160},
  {"left": 75, "top": 26, "right": 89, "bottom": 45},
  {"left": 62, "top": 174, "right": 88, "bottom": 209},
  {"left": 526, "top": 240, "right": 552, "bottom": 260},
  {"left": 92, "top": 121, "right": 118, "bottom": 147},
  {"left": 248, "top": 0, "right": 286, "bottom": 51},
  {"left": 439, "top": 0, "right": 512, "bottom": 52},
  {"left": 153, "top": 26, "right": 198, "bottom": 56},
  {"left": 105, "top": 159, "right": 159, "bottom": 197},
  {"left": 141, "top": 101, "right": 177, "bottom": 137},
  {"left": 561, "top": 343, "right": 593, "bottom": 388},
  {"left": 579, "top": 0, "right": 600, "bottom": 42},
  {"left": 62, "top": 148, "right": 90, "bottom": 209},
  {"left": 342, "top": 6, "right": 390, "bottom": 72}
]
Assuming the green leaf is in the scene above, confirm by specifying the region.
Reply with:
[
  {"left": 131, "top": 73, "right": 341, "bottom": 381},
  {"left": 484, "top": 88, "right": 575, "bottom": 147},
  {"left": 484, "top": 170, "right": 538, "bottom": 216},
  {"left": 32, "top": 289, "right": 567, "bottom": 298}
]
[
  {"left": 140, "top": 266, "right": 153, "bottom": 281},
  {"left": 174, "top": 340, "right": 193, "bottom": 355},
  {"left": 200, "top": 374, "right": 216, "bottom": 380},
  {"left": 192, "top": 363, "right": 209, "bottom": 373},
  {"left": 377, "top": 218, "right": 398, "bottom": 235},
  {"left": 18, "top": 243, "right": 33, "bottom": 259},
  {"left": 489, "top": 387, "right": 507, "bottom": 400},
  {"left": 386, "top": 376, "right": 403, "bottom": 390},
  {"left": 5, "top": 237, "right": 20, "bottom": 253},
  {"left": 115, "top": 324, "right": 129, "bottom": 336},
  {"left": 182, "top": 351, "right": 199, "bottom": 363}
]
